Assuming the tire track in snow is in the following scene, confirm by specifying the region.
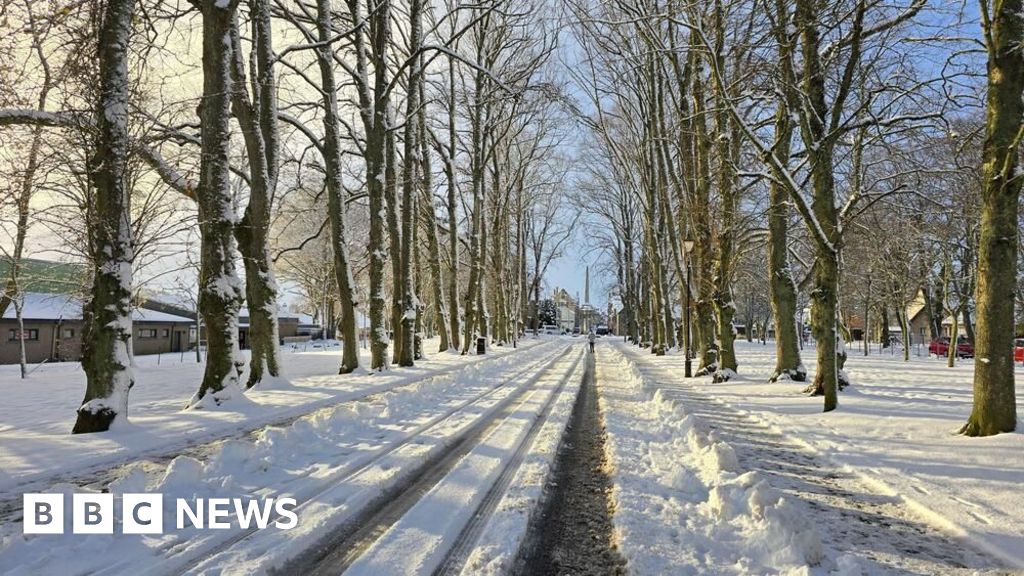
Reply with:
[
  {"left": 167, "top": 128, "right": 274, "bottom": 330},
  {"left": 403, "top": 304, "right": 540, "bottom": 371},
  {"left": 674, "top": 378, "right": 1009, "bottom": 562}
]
[
  {"left": 160, "top": 341, "right": 576, "bottom": 576},
  {"left": 435, "top": 349, "right": 596, "bottom": 576},
  {"left": 511, "top": 351, "right": 626, "bottom": 576},
  {"left": 291, "top": 345, "right": 584, "bottom": 576}
]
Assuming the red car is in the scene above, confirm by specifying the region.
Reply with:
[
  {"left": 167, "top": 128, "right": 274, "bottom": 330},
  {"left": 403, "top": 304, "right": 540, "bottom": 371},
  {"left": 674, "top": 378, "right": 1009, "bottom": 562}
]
[
  {"left": 1014, "top": 339, "right": 1024, "bottom": 363},
  {"left": 929, "top": 336, "right": 974, "bottom": 359}
]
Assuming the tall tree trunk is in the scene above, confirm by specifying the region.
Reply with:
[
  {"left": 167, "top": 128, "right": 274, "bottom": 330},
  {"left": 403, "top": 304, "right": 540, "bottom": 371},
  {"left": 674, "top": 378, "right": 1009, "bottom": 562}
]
[
  {"left": 387, "top": 120, "right": 404, "bottom": 364},
  {"left": 690, "top": 55, "right": 718, "bottom": 372},
  {"left": 445, "top": 56, "right": 461, "bottom": 351},
  {"left": 15, "top": 300, "right": 27, "bottom": 380},
  {"left": 189, "top": 0, "right": 246, "bottom": 407},
  {"left": 353, "top": 0, "right": 393, "bottom": 371},
  {"left": 73, "top": 0, "right": 137, "bottom": 433},
  {"left": 863, "top": 271, "right": 871, "bottom": 357},
  {"left": 398, "top": 0, "right": 423, "bottom": 367},
  {"left": 491, "top": 180, "right": 509, "bottom": 345},
  {"left": 477, "top": 169, "right": 490, "bottom": 347},
  {"left": 767, "top": 0, "right": 805, "bottom": 382},
  {"left": 710, "top": 12, "right": 738, "bottom": 380},
  {"left": 795, "top": 0, "right": 842, "bottom": 411},
  {"left": 420, "top": 108, "right": 450, "bottom": 353},
  {"left": 948, "top": 311, "right": 959, "bottom": 368},
  {"left": 881, "top": 306, "right": 890, "bottom": 348},
  {"left": 461, "top": 60, "right": 485, "bottom": 354},
  {"left": 316, "top": 0, "right": 359, "bottom": 373},
  {"left": 962, "top": 0, "right": 1023, "bottom": 436},
  {"left": 229, "top": 2, "right": 281, "bottom": 388},
  {"left": 898, "top": 304, "right": 911, "bottom": 361}
]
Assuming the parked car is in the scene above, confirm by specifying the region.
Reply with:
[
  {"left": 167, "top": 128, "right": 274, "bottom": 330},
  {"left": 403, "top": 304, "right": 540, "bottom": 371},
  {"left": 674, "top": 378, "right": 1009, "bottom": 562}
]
[
  {"left": 1014, "top": 338, "right": 1024, "bottom": 363},
  {"left": 928, "top": 336, "right": 974, "bottom": 359}
]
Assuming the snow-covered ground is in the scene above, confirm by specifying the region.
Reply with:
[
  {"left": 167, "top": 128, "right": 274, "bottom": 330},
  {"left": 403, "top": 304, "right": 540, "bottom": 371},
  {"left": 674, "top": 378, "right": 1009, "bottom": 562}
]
[
  {"left": 0, "top": 337, "right": 542, "bottom": 498},
  {"left": 611, "top": 338, "right": 1024, "bottom": 573},
  {"left": 1, "top": 334, "right": 1020, "bottom": 575},
  {"left": 0, "top": 338, "right": 584, "bottom": 575},
  {"left": 596, "top": 345, "right": 823, "bottom": 575}
]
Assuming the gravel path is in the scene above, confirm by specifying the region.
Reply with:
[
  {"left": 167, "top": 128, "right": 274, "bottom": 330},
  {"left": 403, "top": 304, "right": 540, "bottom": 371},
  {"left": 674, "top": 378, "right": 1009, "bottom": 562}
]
[{"left": 515, "top": 353, "right": 627, "bottom": 576}]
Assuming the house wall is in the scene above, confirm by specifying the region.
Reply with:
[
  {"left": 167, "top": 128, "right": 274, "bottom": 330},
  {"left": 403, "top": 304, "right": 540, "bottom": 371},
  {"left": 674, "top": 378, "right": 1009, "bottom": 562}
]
[
  {"left": 1, "top": 319, "right": 191, "bottom": 364},
  {"left": 279, "top": 318, "right": 299, "bottom": 339},
  {"left": 907, "top": 312, "right": 930, "bottom": 345},
  {"left": 231, "top": 317, "right": 300, "bottom": 347},
  {"left": 0, "top": 319, "right": 83, "bottom": 364},
  {"left": 133, "top": 323, "right": 191, "bottom": 355}
]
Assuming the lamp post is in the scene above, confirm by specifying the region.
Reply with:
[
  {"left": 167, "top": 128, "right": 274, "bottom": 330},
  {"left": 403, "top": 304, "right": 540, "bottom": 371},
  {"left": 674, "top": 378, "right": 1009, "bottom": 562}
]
[{"left": 683, "top": 237, "right": 695, "bottom": 377}]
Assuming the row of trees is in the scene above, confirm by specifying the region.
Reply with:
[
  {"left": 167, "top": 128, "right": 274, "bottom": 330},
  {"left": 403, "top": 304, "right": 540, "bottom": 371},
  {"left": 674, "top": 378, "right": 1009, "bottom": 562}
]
[
  {"left": 0, "top": 0, "right": 575, "bottom": 433},
  {"left": 1, "top": 0, "right": 1018, "bottom": 437},
  {"left": 568, "top": 0, "right": 1019, "bottom": 436}
]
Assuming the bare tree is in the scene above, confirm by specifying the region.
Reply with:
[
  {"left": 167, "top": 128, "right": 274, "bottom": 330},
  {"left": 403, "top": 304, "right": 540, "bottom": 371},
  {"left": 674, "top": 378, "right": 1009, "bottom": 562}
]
[{"left": 961, "top": 0, "right": 1022, "bottom": 436}]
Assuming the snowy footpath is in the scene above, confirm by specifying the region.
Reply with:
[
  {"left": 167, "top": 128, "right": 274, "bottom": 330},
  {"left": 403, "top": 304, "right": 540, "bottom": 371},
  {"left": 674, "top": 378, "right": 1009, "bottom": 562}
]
[{"left": 606, "top": 339, "right": 1022, "bottom": 575}]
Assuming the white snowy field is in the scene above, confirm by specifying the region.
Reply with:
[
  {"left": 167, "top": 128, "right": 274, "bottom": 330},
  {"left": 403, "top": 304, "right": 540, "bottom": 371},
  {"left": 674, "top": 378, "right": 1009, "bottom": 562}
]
[
  {"left": 612, "top": 339, "right": 1024, "bottom": 572},
  {"left": 0, "top": 337, "right": 543, "bottom": 499}
]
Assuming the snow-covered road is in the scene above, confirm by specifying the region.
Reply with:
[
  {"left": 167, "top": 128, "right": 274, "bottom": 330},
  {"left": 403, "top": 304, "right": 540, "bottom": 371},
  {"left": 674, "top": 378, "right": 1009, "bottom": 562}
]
[{"left": 0, "top": 339, "right": 589, "bottom": 575}]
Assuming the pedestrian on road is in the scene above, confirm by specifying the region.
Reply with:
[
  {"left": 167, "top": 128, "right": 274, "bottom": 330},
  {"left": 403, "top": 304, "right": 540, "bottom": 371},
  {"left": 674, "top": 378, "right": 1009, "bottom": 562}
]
[{"left": 588, "top": 330, "right": 596, "bottom": 353}]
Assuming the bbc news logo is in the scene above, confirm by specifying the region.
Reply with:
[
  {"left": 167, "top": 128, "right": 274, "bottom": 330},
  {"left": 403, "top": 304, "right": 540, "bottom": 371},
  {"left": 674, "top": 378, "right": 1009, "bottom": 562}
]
[{"left": 23, "top": 493, "right": 298, "bottom": 534}]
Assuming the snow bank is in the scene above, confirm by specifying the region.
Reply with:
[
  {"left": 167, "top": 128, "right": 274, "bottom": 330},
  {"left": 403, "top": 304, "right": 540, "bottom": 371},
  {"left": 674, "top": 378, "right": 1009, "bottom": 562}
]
[{"left": 597, "top": 347, "right": 822, "bottom": 575}]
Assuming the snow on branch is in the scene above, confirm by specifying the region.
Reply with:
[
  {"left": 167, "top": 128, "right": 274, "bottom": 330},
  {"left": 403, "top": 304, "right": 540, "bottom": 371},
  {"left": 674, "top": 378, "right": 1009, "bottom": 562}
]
[
  {"left": 0, "top": 108, "right": 84, "bottom": 128},
  {"left": 0, "top": 107, "right": 197, "bottom": 200}
]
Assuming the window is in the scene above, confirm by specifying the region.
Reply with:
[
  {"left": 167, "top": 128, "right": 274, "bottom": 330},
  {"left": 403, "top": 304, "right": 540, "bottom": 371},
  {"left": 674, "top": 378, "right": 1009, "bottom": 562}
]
[
  {"left": 138, "top": 328, "right": 157, "bottom": 339},
  {"left": 62, "top": 328, "right": 75, "bottom": 339},
  {"left": 162, "top": 329, "right": 170, "bottom": 338},
  {"left": 9, "top": 329, "right": 39, "bottom": 341}
]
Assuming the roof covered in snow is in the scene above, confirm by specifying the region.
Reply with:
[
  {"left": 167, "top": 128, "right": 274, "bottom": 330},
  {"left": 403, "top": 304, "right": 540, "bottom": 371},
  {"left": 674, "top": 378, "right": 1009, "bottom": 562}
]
[{"left": 2, "top": 293, "right": 193, "bottom": 323}]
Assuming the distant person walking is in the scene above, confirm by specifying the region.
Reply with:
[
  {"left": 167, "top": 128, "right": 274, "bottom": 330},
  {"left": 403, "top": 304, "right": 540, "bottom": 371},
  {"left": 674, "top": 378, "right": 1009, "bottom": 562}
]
[{"left": 588, "top": 330, "right": 596, "bottom": 353}]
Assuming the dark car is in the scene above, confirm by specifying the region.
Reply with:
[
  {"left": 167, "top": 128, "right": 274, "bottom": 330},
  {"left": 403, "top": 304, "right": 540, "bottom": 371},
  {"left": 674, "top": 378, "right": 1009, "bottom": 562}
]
[{"left": 929, "top": 336, "right": 974, "bottom": 359}]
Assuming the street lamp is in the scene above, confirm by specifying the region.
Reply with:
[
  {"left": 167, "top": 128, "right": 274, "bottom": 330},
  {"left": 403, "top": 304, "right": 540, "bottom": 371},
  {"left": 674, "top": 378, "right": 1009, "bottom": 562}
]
[{"left": 683, "top": 237, "right": 695, "bottom": 378}]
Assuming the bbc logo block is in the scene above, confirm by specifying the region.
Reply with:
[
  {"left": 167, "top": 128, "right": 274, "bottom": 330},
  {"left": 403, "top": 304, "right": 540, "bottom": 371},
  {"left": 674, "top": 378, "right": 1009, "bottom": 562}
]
[
  {"left": 22, "top": 492, "right": 297, "bottom": 534},
  {"left": 122, "top": 493, "right": 164, "bottom": 534},
  {"left": 23, "top": 493, "right": 63, "bottom": 534},
  {"left": 24, "top": 493, "right": 159, "bottom": 534}
]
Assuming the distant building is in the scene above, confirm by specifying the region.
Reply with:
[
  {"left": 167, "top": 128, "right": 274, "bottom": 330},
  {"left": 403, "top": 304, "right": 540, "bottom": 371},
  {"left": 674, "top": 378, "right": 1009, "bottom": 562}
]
[
  {"left": 295, "top": 313, "right": 323, "bottom": 339},
  {"left": 0, "top": 258, "right": 328, "bottom": 362},
  {"left": 903, "top": 290, "right": 967, "bottom": 344},
  {"left": 551, "top": 288, "right": 576, "bottom": 332},
  {"left": 1, "top": 292, "right": 193, "bottom": 364}
]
